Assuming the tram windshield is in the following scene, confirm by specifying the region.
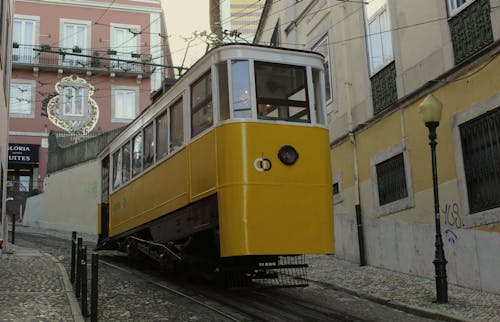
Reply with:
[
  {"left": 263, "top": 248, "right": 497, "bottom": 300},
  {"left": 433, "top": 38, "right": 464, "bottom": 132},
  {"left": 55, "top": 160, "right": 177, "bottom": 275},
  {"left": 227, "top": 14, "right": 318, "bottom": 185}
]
[{"left": 254, "top": 62, "right": 310, "bottom": 123}]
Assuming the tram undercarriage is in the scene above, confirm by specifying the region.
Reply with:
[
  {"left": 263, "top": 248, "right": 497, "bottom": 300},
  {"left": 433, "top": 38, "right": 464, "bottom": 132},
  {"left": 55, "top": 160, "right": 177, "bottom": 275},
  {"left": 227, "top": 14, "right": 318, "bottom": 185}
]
[{"left": 98, "top": 195, "right": 308, "bottom": 288}]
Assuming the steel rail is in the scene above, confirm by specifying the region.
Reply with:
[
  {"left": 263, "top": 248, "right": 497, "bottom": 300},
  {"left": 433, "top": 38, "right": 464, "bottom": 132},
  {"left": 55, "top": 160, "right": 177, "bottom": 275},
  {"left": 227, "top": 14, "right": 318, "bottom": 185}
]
[{"left": 99, "top": 259, "right": 242, "bottom": 322}]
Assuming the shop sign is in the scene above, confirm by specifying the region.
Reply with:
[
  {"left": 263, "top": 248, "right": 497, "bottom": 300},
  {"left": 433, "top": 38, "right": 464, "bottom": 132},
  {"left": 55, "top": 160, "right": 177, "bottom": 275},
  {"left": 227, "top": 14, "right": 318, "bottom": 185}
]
[{"left": 8, "top": 143, "right": 39, "bottom": 164}]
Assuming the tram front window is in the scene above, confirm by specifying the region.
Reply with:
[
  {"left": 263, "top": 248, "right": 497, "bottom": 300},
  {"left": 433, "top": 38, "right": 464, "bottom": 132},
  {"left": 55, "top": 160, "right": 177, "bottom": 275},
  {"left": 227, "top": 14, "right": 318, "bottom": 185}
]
[{"left": 255, "top": 62, "right": 310, "bottom": 123}]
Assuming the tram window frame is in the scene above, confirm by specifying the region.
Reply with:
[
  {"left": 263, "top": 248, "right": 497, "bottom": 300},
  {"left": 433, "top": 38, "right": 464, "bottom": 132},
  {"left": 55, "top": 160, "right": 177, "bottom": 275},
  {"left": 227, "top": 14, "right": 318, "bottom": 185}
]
[
  {"left": 122, "top": 141, "right": 131, "bottom": 184},
  {"left": 230, "top": 60, "right": 252, "bottom": 118},
  {"left": 143, "top": 122, "right": 155, "bottom": 169},
  {"left": 217, "top": 61, "right": 230, "bottom": 121},
  {"left": 170, "top": 98, "right": 184, "bottom": 152},
  {"left": 112, "top": 149, "right": 122, "bottom": 189},
  {"left": 312, "top": 68, "right": 326, "bottom": 125},
  {"left": 190, "top": 71, "right": 213, "bottom": 138},
  {"left": 254, "top": 62, "right": 311, "bottom": 123},
  {"left": 156, "top": 110, "right": 169, "bottom": 160},
  {"left": 132, "top": 132, "right": 143, "bottom": 177}
]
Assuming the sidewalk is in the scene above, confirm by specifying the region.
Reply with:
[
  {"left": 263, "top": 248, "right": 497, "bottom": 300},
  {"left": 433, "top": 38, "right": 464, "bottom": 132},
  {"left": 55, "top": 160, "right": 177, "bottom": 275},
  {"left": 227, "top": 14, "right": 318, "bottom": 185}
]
[
  {"left": 0, "top": 243, "right": 84, "bottom": 322},
  {"left": 307, "top": 254, "right": 500, "bottom": 322}
]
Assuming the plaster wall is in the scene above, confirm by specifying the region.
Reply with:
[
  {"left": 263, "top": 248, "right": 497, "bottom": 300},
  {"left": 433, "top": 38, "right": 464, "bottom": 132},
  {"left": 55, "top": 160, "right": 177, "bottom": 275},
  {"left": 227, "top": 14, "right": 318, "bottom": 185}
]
[
  {"left": 335, "top": 194, "right": 500, "bottom": 294},
  {"left": 23, "top": 160, "right": 99, "bottom": 234}
]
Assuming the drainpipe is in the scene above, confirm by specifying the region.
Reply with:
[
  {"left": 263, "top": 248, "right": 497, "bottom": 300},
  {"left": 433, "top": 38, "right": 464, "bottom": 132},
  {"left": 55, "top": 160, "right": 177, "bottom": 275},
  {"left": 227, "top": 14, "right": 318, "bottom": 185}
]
[
  {"left": 342, "top": 2, "right": 366, "bottom": 266},
  {"left": 350, "top": 134, "right": 366, "bottom": 266}
]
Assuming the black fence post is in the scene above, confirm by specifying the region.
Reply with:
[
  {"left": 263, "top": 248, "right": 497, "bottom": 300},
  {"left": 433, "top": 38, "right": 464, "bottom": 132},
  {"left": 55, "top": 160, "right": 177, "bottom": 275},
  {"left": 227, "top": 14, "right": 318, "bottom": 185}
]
[
  {"left": 11, "top": 213, "right": 15, "bottom": 244},
  {"left": 70, "top": 231, "right": 77, "bottom": 283},
  {"left": 91, "top": 253, "right": 99, "bottom": 322},
  {"left": 75, "top": 237, "right": 82, "bottom": 297},
  {"left": 81, "top": 246, "right": 88, "bottom": 317}
]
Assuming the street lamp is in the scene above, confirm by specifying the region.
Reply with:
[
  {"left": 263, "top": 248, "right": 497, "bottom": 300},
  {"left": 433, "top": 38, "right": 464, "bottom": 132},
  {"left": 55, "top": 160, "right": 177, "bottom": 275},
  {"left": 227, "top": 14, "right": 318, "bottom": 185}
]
[{"left": 419, "top": 94, "right": 448, "bottom": 304}]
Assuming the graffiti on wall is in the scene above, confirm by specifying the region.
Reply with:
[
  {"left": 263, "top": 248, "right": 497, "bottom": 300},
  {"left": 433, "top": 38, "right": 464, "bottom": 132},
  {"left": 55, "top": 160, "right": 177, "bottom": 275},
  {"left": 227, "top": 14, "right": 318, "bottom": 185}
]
[
  {"left": 441, "top": 202, "right": 462, "bottom": 244},
  {"left": 442, "top": 202, "right": 463, "bottom": 229}
]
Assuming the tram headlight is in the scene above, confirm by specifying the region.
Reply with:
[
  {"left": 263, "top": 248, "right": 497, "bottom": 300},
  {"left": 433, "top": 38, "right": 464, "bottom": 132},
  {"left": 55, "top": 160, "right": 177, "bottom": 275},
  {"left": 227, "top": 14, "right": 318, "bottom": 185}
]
[{"left": 278, "top": 145, "right": 299, "bottom": 166}]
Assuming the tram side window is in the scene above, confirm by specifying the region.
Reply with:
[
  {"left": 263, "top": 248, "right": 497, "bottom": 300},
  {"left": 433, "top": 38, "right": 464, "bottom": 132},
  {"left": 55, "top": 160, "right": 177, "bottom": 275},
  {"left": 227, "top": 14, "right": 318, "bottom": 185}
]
[
  {"left": 132, "top": 132, "right": 143, "bottom": 177},
  {"left": 217, "top": 62, "right": 230, "bottom": 121},
  {"left": 112, "top": 149, "right": 122, "bottom": 189},
  {"left": 191, "top": 71, "right": 213, "bottom": 137},
  {"left": 170, "top": 99, "right": 184, "bottom": 151},
  {"left": 313, "top": 68, "right": 326, "bottom": 125},
  {"left": 255, "top": 62, "right": 310, "bottom": 123},
  {"left": 143, "top": 123, "right": 155, "bottom": 169},
  {"left": 231, "top": 60, "right": 252, "bottom": 118},
  {"left": 122, "top": 142, "right": 131, "bottom": 183},
  {"left": 156, "top": 110, "right": 169, "bottom": 160}
]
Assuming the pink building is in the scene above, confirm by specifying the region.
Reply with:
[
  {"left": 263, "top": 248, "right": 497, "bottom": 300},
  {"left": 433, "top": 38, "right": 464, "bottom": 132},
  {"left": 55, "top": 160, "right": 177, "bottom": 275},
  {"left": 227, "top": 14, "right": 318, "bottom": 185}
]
[{"left": 9, "top": 0, "right": 171, "bottom": 196}]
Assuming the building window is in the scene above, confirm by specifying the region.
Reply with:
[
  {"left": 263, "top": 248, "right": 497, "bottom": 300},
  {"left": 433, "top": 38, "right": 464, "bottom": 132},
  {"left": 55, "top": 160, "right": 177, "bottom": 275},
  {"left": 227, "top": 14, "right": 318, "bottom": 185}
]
[
  {"left": 367, "top": 7, "right": 393, "bottom": 73},
  {"left": 13, "top": 16, "right": 38, "bottom": 63},
  {"left": 143, "top": 123, "right": 155, "bottom": 169},
  {"left": 452, "top": 94, "right": 500, "bottom": 227},
  {"left": 371, "top": 143, "right": 414, "bottom": 216},
  {"left": 61, "top": 19, "right": 90, "bottom": 67},
  {"left": 332, "top": 173, "right": 344, "bottom": 204},
  {"left": 376, "top": 154, "right": 408, "bottom": 206},
  {"left": 312, "top": 34, "right": 333, "bottom": 103},
  {"left": 447, "top": 0, "right": 474, "bottom": 16},
  {"left": 191, "top": 71, "right": 213, "bottom": 138},
  {"left": 110, "top": 24, "right": 141, "bottom": 72},
  {"left": 170, "top": 99, "right": 184, "bottom": 151},
  {"left": 459, "top": 107, "right": 500, "bottom": 214},
  {"left": 447, "top": 0, "right": 493, "bottom": 65},
  {"left": 112, "top": 87, "right": 138, "bottom": 122},
  {"left": 10, "top": 81, "right": 35, "bottom": 117},
  {"left": 61, "top": 86, "right": 86, "bottom": 116}
]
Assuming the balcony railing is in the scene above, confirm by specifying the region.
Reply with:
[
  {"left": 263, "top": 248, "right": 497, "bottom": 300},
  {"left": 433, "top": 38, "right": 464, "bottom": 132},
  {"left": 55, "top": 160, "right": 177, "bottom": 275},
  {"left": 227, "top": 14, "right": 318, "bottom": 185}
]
[
  {"left": 12, "top": 44, "right": 149, "bottom": 73},
  {"left": 448, "top": 0, "right": 493, "bottom": 64}
]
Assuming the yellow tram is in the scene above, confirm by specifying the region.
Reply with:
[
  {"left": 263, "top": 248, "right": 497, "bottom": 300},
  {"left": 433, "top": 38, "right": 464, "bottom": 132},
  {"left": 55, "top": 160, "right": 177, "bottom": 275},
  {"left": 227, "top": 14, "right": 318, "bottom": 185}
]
[{"left": 97, "top": 44, "right": 333, "bottom": 286}]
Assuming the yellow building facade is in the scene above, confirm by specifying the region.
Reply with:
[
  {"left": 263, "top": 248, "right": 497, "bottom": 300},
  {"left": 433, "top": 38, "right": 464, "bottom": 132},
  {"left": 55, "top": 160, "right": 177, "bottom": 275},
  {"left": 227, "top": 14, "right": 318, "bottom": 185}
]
[{"left": 256, "top": 0, "right": 500, "bottom": 293}]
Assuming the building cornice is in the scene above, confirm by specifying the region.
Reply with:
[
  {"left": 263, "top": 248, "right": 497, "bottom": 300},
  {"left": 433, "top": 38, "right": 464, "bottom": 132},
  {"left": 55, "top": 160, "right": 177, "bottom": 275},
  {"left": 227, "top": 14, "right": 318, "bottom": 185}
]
[{"left": 16, "top": 0, "right": 163, "bottom": 14}]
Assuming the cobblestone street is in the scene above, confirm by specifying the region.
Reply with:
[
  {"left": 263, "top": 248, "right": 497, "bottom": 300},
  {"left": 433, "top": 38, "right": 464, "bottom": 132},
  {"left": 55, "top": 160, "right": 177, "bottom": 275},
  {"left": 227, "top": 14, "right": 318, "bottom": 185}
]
[{"left": 2, "top": 228, "right": 499, "bottom": 322}]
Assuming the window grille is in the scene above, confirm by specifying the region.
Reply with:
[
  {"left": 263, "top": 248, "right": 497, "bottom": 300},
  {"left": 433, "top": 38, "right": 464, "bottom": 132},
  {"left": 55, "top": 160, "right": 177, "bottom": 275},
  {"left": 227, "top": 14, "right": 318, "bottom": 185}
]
[
  {"left": 460, "top": 107, "right": 500, "bottom": 213},
  {"left": 333, "top": 182, "right": 340, "bottom": 195},
  {"left": 376, "top": 153, "right": 408, "bottom": 206}
]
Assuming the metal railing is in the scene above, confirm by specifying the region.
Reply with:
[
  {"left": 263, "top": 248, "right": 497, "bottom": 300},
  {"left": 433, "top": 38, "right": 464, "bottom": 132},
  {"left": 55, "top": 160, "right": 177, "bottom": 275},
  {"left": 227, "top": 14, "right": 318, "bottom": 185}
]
[{"left": 13, "top": 44, "right": 149, "bottom": 73}]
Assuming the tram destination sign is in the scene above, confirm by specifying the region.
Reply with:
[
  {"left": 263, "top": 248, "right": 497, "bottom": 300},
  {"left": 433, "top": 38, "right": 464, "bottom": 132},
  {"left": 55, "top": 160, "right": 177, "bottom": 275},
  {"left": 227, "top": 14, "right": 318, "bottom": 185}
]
[{"left": 8, "top": 143, "right": 39, "bottom": 165}]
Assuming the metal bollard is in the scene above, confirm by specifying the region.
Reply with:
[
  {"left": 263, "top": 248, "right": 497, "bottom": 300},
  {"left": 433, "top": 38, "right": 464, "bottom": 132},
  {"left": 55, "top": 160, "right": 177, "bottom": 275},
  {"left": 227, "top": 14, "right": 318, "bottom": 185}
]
[
  {"left": 81, "top": 246, "right": 88, "bottom": 317},
  {"left": 91, "top": 253, "right": 99, "bottom": 322},
  {"left": 11, "top": 213, "right": 16, "bottom": 244},
  {"left": 75, "top": 237, "right": 83, "bottom": 297},
  {"left": 70, "top": 231, "right": 77, "bottom": 283}
]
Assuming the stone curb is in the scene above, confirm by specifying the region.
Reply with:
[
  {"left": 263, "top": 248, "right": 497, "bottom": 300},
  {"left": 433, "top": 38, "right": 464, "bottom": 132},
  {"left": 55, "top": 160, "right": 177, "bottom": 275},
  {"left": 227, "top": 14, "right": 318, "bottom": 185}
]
[{"left": 42, "top": 251, "right": 85, "bottom": 322}]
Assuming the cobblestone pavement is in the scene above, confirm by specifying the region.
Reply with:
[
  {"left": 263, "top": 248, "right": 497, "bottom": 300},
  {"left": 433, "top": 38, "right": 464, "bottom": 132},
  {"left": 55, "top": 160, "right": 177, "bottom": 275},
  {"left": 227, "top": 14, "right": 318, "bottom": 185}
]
[
  {"left": 0, "top": 244, "right": 83, "bottom": 322},
  {"left": 2, "top": 226, "right": 500, "bottom": 322}
]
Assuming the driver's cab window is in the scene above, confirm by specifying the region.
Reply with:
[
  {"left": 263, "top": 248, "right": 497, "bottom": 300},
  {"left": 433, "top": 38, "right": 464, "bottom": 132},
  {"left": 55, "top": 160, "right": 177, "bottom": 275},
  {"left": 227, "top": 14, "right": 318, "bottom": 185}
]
[{"left": 254, "top": 62, "right": 310, "bottom": 123}]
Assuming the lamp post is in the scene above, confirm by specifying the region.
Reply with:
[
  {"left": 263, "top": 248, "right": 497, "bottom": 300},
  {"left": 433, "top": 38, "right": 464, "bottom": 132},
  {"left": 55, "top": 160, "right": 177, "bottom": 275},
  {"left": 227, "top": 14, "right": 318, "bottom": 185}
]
[{"left": 419, "top": 94, "right": 448, "bottom": 304}]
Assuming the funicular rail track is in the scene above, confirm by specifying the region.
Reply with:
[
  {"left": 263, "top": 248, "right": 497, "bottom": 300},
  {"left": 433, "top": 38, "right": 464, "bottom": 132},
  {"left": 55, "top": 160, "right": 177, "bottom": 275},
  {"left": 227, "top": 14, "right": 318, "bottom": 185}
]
[{"left": 99, "top": 254, "right": 363, "bottom": 322}]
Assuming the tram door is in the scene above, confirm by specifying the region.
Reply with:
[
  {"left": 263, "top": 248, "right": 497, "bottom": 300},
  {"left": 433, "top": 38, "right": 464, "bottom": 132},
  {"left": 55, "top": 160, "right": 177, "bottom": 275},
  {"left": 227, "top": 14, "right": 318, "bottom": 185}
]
[{"left": 100, "top": 156, "right": 110, "bottom": 239}]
